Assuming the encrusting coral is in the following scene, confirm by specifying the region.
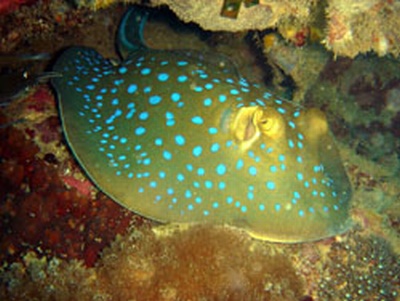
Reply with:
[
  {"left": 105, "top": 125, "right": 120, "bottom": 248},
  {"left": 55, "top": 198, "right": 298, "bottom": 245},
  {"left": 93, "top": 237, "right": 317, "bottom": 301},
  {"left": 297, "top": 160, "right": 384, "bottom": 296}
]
[
  {"left": 71, "top": 0, "right": 400, "bottom": 58},
  {"left": 0, "top": 225, "right": 306, "bottom": 301},
  {"left": 317, "top": 234, "right": 400, "bottom": 300}
]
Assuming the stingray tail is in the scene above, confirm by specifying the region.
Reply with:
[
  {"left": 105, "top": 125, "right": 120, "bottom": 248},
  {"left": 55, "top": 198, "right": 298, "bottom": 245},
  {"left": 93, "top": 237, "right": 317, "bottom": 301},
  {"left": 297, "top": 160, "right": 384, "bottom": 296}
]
[{"left": 117, "top": 6, "right": 149, "bottom": 59}]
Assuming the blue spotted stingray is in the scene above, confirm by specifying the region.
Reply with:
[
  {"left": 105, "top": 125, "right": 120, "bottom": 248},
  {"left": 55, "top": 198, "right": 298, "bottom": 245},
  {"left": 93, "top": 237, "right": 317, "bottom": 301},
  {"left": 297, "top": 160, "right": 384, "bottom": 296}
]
[{"left": 51, "top": 7, "right": 352, "bottom": 242}]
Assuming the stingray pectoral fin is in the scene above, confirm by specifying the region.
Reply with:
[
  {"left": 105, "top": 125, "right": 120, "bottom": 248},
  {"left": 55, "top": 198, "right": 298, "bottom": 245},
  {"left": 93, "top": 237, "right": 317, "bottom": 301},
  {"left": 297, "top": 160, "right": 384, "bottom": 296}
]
[
  {"left": 304, "top": 108, "right": 352, "bottom": 227},
  {"left": 318, "top": 131, "right": 352, "bottom": 205},
  {"left": 305, "top": 109, "right": 351, "bottom": 195},
  {"left": 304, "top": 108, "right": 329, "bottom": 139}
]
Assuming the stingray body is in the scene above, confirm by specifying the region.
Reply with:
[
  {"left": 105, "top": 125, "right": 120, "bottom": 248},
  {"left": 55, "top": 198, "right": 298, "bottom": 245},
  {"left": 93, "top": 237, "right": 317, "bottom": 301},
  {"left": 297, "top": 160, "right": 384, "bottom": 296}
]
[{"left": 52, "top": 7, "right": 352, "bottom": 242}]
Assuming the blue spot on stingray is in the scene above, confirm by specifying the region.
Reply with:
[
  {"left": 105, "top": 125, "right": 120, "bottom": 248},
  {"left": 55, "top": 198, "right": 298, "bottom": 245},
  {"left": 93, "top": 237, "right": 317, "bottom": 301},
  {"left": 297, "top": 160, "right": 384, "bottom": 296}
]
[
  {"left": 177, "top": 75, "right": 188, "bottom": 82},
  {"left": 236, "top": 159, "right": 244, "bottom": 170},
  {"left": 248, "top": 166, "right": 257, "bottom": 176},
  {"left": 171, "top": 92, "right": 181, "bottom": 102},
  {"left": 191, "top": 116, "right": 203, "bottom": 125},
  {"left": 165, "top": 111, "right": 175, "bottom": 126},
  {"left": 114, "top": 79, "right": 124, "bottom": 86},
  {"left": 118, "top": 66, "right": 127, "bottom": 74},
  {"left": 158, "top": 73, "right": 169, "bottom": 81},
  {"left": 230, "top": 89, "right": 239, "bottom": 95},
  {"left": 203, "top": 98, "right": 212, "bottom": 107},
  {"left": 149, "top": 95, "right": 161, "bottom": 105},
  {"left": 127, "top": 84, "right": 137, "bottom": 94},
  {"left": 141, "top": 68, "right": 151, "bottom": 75},
  {"left": 210, "top": 143, "right": 220, "bottom": 153},
  {"left": 219, "top": 95, "right": 227, "bottom": 103},
  {"left": 192, "top": 146, "right": 202, "bottom": 157},
  {"left": 197, "top": 168, "right": 205, "bottom": 176},
  {"left": 175, "top": 134, "right": 185, "bottom": 146},
  {"left": 266, "top": 181, "right": 275, "bottom": 190},
  {"left": 139, "top": 111, "right": 149, "bottom": 121},
  {"left": 313, "top": 165, "right": 321, "bottom": 172},
  {"left": 208, "top": 127, "right": 218, "bottom": 134},
  {"left": 163, "top": 150, "right": 172, "bottom": 160},
  {"left": 277, "top": 107, "right": 286, "bottom": 114},
  {"left": 154, "top": 138, "right": 163, "bottom": 146},
  {"left": 216, "top": 164, "right": 226, "bottom": 175},
  {"left": 193, "top": 86, "right": 203, "bottom": 92}
]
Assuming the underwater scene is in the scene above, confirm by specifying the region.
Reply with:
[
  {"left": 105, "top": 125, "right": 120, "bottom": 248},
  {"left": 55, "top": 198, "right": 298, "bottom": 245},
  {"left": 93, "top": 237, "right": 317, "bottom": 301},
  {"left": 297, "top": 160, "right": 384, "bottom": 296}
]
[{"left": 0, "top": 0, "right": 399, "bottom": 300}]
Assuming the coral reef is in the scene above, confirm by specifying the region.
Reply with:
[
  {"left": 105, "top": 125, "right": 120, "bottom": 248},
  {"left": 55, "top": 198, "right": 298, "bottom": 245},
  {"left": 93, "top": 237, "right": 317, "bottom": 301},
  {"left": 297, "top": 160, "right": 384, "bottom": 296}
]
[
  {"left": 305, "top": 55, "right": 400, "bottom": 168},
  {"left": 317, "top": 234, "right": 400, "bottom": 300},
  {"left": 259, "top": 32, "right": 329, "bottom": 101},
  {"left": 70, "top": 0, "right": 400, "bottom": 58},
  {"left": 0, "top": 2, "right": 400, "bottom": 301},
  {"left": 324, "top": 0, "right": 400, "bottom": 57},
  {"left": 0, "top": 225, "right": 306, "bottom": 301}
]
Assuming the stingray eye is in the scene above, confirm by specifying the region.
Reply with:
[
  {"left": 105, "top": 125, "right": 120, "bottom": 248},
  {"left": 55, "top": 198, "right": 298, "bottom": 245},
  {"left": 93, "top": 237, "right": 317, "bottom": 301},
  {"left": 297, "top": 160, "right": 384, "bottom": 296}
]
[{"left": 258, "top": 117, "right": 272, "bottom": 131}]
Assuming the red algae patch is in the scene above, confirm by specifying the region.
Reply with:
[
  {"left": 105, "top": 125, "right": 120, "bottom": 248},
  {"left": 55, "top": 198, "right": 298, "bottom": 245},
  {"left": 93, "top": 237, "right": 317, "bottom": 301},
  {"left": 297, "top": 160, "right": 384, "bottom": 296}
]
[{"left": 0, "top": 103, "right": 139, "bottom": 267}]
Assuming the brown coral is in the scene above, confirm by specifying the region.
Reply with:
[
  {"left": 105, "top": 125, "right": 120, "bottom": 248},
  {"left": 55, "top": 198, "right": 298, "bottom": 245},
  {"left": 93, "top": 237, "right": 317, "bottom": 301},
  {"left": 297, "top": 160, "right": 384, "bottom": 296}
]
[{"left": 1, "top": 225, "right": 306, "bottom": 301}]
